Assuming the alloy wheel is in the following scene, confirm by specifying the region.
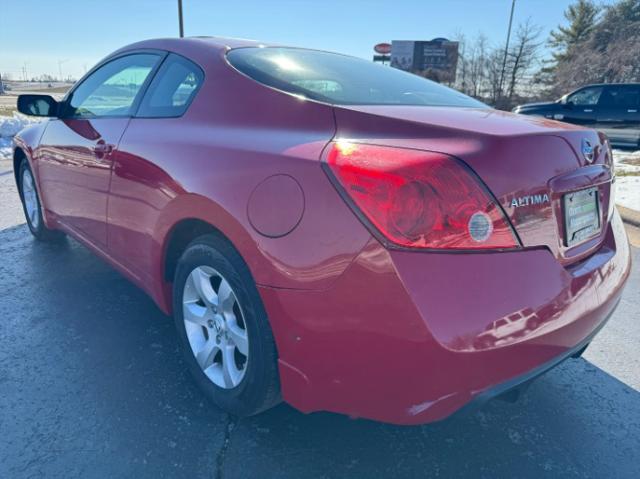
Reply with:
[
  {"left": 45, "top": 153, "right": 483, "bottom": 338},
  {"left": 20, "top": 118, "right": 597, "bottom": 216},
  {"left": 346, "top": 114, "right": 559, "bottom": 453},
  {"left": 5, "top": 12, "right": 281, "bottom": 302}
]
[
  {"left": 22, "top": 169, "right": 40, "bottom": 229},
  {"left": 182, "top": 265, "right": 249, "bottom": 389}
]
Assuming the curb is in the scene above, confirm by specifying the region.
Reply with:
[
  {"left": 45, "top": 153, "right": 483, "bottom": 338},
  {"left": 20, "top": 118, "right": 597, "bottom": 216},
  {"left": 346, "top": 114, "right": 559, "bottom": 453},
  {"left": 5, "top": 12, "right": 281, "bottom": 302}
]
[{"left": 618, "top": 205, "right": 640, "bottom": 228}]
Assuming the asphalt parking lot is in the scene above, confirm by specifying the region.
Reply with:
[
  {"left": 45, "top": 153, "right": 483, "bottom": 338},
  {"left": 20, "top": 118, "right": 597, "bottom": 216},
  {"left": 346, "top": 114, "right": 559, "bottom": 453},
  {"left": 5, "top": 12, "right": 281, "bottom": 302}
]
[{"left": 1, "top": 158, "right": 639, "bottom": 479}]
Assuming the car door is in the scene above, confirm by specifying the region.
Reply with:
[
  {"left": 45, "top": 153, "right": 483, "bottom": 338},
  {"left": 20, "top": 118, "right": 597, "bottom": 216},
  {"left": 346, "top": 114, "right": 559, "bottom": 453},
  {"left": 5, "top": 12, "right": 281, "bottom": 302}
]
[
  {"left": 37, "top": 53, "right": 163, "bottom": 247},
  {"left": 597, "top": 85, "right": 640, "bottom": 147},
  {"left": 595, "top": 85, "right": 629, "bottom": 145},
  {"left": 560, "top": 86, "right": 603, "bottom": 126},
  {"left": 624, "top": 86, "right": 640, "bottom": 146},
  {"left": 107, "top": 54, "right": 205, "bottom": 278}
]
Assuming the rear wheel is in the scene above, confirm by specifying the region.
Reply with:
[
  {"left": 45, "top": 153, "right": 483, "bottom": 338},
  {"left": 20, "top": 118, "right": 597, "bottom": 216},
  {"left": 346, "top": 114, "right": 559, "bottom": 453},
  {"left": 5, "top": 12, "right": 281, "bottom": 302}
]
[
  {"left": 173, "top": 234, "right": 281, "bottom": 416},
  {"left": 18, "top": 160, "right": 65, "bottom": 242}
]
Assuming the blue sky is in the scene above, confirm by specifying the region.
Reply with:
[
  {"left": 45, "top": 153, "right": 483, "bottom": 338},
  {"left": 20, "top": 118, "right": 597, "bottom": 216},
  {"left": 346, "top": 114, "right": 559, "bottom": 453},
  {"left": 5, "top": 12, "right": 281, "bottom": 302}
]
[{"left": 0, "top": 0, "right": 616, "bottom": 79}]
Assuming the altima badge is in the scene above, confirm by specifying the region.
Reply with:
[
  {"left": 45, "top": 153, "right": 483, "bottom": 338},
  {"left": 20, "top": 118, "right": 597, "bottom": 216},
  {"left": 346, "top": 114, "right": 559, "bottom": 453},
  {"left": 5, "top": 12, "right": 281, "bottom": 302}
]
[
  {"left": 510, "top": 194, "right": 550, "bottom": 208},
  {"left": 582, "top": 138, "right": 595, "bottom": 163}
]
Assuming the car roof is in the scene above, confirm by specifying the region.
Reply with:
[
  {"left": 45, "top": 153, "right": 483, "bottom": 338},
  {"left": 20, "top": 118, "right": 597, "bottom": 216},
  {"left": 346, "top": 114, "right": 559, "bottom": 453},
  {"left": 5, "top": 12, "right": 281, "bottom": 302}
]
[
  {"left": 581, "top": 83, "right": 640, "bottom": 88},
  {"left": 99, "top": 36, "right": 281, "bottom": 73},
  {"left": 112, "top": 36, "right": 277, "bottom": 55}
]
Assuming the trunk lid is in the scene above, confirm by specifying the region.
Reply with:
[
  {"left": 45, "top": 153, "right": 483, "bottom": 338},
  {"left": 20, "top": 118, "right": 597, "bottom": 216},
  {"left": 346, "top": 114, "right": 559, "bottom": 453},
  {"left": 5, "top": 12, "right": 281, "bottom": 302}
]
[{"left": 332, "top": 105, "right": 614, "bottom": 264}]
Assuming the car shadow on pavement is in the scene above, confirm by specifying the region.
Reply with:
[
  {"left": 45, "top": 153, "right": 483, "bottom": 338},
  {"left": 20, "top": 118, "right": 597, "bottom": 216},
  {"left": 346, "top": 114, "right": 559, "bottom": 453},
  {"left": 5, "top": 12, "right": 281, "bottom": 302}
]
[
  {"left": 231, "top": 360, "right": 640, "bottom": 478},
  {"left": 1, "top": 224, "right": 639, "bottom": 479}
]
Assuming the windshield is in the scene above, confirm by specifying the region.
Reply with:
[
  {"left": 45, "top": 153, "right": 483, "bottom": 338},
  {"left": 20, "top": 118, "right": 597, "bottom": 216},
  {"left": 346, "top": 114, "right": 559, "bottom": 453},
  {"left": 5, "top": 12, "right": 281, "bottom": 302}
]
[{"left": 227, "top": 47, "right": 487, "bottom": 108}]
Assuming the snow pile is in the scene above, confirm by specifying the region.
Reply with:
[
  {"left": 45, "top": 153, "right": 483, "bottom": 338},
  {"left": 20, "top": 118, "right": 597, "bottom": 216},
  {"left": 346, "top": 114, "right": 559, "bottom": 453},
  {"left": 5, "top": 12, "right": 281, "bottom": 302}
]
[
  {"left": 613, "top": 149, "right": 640, "bottom": 213},
  {"left": 614, "top": 149, "right": 640, "bottom": 173},
  {"left": 0, "top": 114, "right": 42, "bottom": 160}
]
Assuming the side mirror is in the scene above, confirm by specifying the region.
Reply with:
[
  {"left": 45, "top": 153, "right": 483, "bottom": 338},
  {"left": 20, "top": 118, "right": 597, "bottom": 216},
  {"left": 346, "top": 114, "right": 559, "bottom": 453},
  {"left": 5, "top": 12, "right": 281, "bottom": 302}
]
[
  {"left": 17, "top": 94, "right": 59, "bottom": 117},
  {"left": 564, "top": 100, "right": 574, "bottom": 110}
]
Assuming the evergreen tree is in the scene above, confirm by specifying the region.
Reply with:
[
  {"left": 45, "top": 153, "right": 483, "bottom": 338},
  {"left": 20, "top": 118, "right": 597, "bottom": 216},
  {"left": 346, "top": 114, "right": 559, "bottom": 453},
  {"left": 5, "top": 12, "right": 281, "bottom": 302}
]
[
  {"left": 553, "top": 0, "right": 640, "bottom": 92},
  {"left": 591, "top": 0, "right": 640, "bottom": 49},
  {"left": 549, "top": 0, "right": 600, "bottom": 63}
]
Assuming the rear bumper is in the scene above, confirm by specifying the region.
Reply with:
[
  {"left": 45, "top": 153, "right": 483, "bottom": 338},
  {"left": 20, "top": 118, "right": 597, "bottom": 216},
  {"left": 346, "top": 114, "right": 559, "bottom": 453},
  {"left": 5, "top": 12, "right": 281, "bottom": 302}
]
[
  {"left": 259, "top": 210, "right": 631, "bottom": 425},
  {"left": 456, "top": 301, "right": 617, "bottom": 415}
]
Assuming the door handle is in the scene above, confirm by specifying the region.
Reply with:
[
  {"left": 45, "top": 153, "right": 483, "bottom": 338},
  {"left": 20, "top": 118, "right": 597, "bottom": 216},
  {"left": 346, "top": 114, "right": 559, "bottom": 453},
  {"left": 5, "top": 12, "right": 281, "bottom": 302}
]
[
  {"left": 583, "top": 109, "right": 593, "bottom": 113},
  {"left": 93, "top": 142, "right": 114, "bottom": 158},
  {"left": 628, "top": 109, "right": 638, "bottom": 113}
]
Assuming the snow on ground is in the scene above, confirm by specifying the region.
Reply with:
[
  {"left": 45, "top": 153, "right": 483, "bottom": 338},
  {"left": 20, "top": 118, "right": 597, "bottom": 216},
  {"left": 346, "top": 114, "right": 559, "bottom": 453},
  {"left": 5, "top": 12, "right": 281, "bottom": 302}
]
[
  {"left": 0, "top": 114, "right": 639, "bottom": 211},
  {"left": 617, "top": 176, "right": 640, "bottom": 212},
  {"left": 613, "top": 149, "right": 640, "bottom": 212},
  {"left": 0, "top": 113, "right": 41, "bottom": 160}
]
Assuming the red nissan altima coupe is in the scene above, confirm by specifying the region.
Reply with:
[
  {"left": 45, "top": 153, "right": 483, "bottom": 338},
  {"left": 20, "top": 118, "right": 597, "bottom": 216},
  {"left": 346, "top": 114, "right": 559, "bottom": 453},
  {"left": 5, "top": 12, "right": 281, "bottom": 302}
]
[{"left": 14, "top": 37, "right": 631, "bottom": 425}]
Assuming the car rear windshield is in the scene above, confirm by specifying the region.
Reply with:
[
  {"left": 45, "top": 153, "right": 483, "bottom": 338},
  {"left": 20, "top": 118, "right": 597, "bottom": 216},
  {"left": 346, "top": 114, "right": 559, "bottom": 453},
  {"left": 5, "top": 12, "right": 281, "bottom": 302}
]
[{"left": 226, "top": 47, "right": 487, "bottom": 108}]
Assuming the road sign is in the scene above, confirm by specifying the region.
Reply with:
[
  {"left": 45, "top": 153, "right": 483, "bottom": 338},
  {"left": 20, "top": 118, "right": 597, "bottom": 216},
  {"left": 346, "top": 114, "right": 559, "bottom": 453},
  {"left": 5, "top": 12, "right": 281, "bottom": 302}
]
[{"left": 374, "top": 43, "right": 392, "bottom": 55}]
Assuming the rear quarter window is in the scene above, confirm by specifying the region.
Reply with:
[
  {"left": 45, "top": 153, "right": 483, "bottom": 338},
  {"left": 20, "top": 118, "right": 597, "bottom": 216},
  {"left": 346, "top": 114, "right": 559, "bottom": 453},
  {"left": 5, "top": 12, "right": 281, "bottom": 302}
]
[{"left": 137, "top": 54, "right": 204, "bottom": 118}]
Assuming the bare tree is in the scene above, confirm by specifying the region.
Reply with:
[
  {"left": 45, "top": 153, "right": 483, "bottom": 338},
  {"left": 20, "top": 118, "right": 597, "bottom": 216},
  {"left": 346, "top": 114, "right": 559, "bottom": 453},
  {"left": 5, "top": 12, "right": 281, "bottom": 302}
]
[
  {"left": 468, "top": 34, "right": 489, "bottom": 98},
  {"left": 454, "top": 33, "right": 490, "bottom": 100},
  {"left": 450, "top": 1, "right": 639, "bottom": 107},
  {"left": 455, "top": 33, "right": 470, "bottom": 94},
  {"left": 453, "top": 21, "right": 541, "bottom": 109},
  {"left": 504, "top": 19, "right": 543, "bottom": 104},
  {"left": 486, "top": 48, "right": 505, "bottom": 105}
]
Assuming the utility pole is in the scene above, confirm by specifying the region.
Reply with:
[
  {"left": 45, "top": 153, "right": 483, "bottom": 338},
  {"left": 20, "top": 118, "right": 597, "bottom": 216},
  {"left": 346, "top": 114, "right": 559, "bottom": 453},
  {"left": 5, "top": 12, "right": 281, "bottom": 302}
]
[
  {"left": 178, "top": 0, "right": 184, "bottom": 38},
  {"left": 0, "top": 72, "right": 4, "bottom": 95},
  {"left": 498, "top": 0, "right": 516, "bottom": 102}
]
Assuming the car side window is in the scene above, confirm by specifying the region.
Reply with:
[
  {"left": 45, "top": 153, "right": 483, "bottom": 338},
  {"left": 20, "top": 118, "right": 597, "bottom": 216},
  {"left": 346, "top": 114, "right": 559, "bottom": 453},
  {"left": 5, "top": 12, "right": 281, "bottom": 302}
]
[
  {"left": 598, "top": 86, "right": 624, "bottom": 108},
  {"left": 136, "top": 54, "right": 204, "bottom": 118},
  {"left": 620, "top": 86, "right": 640, "bottom": 109},
  {"left": 65, "top": 54, "right": 161, "bottom": 118},
  {"left": 568, "top": 87, "right": 603, "bottom": 107}
]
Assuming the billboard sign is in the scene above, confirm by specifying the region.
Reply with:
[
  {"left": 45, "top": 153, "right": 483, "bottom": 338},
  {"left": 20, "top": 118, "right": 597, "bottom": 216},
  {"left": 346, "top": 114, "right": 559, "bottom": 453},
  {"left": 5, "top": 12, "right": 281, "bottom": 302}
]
[
  {"left": 390, "top": 38, "right": 459, "bottom": 83},
  {"left": 390, "top": 41, "right": 415, "bottom": 72}
]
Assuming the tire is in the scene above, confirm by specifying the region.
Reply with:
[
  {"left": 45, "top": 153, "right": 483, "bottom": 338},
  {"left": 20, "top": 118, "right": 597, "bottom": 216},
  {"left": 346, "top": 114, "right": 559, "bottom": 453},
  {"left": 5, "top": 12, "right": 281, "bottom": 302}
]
[
  {"left": 18, "top": 160, "right": 65, "bottom": 242},
  {"left": 173, "top": 233, "right": 281, "bottom": 416}
]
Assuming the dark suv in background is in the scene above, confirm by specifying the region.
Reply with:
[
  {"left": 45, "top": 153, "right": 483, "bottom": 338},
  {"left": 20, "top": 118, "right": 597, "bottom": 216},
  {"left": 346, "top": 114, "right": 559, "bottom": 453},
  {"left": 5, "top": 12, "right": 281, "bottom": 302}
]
[{"left": 514, "top": 83, "right": 640, "bottom": 148}]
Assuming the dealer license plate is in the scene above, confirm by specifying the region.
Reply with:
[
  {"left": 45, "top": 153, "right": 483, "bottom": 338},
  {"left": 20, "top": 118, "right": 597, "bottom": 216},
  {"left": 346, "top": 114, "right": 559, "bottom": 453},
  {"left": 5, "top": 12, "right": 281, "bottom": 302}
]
[{"left": 563, "top": 187, "right": 601, "bottom": 247}]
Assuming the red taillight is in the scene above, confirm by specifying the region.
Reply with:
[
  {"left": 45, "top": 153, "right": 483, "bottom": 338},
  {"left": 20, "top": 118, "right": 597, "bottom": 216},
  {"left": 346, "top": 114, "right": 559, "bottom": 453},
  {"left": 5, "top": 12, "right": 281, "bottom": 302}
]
[{"left": 325, "top": 141, "right": 519, "bottom": 250}]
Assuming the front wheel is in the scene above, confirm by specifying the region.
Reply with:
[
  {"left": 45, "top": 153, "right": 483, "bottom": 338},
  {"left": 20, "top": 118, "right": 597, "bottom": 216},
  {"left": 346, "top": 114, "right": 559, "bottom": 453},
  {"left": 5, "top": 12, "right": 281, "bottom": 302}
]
[
  {"left": 173, "top": 234, "right": 281, "bottom": 416},
  {"left": 18, "top": 160, "right": 65, "bottom": 242}
]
